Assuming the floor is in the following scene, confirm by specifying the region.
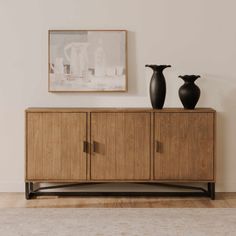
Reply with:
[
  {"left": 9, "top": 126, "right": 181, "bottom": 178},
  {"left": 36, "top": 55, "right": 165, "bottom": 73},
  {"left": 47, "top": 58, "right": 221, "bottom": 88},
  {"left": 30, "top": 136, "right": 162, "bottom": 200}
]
[
  {"left": 2, "top": 208, "right": 236, "bottom": 236},
  {"left": 0, "top": 193, "right": 236, "bottom": 208}
]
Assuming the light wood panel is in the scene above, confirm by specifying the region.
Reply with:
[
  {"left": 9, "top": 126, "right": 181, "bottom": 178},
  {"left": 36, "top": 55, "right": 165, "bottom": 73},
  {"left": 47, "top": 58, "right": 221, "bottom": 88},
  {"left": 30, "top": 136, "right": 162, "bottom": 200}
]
[
  {"left": 26, "top": 113, "right": 87, "bottom": 180},
  {"left": 0, "top": 193, "right": 234, "bottom": 208},
  {"left": 26, "top": 108, "right": 215, "bottom": 113},
  {"left": 25, "top": 108, "right": 215, "bottom": 186},
  {"left": 90, "top": 112, "right": 151, "bottom": 180},
  {"left": 154, "top": 112, "right": 214, "bottom": 180}
]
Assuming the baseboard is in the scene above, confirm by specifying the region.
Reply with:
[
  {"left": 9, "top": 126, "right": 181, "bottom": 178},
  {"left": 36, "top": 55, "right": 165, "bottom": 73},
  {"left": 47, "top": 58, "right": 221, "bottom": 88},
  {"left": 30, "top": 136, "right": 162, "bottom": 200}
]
[{"left": 0, "top": 181, "right": 235, "bottom": 193}]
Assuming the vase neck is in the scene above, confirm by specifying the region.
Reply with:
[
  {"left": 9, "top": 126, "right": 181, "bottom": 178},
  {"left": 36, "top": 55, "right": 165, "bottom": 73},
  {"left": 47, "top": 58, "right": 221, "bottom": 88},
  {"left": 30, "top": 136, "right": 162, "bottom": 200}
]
[
  {"left": 153, "top": 70, "right": 163, "bottom": 75},
  {"left": 184, "top": 80, "right": 195, "bottom": 84},
  {"left": 179, "top": 75, "right": 200, "bottom": 83}
]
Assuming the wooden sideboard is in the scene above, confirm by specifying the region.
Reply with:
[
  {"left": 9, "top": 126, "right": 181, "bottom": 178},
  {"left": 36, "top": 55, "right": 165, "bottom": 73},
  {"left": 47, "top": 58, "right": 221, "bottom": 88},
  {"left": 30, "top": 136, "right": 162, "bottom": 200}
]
[{"left": 25, "top": 108, "right": 216, "bottom": 199}]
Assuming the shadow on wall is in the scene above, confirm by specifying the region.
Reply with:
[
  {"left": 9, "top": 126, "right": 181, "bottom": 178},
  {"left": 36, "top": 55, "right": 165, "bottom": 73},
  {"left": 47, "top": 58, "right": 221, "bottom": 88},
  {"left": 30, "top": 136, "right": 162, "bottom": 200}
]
[{"left": 198, "top": 74, "right": 236, "bottom": 191}]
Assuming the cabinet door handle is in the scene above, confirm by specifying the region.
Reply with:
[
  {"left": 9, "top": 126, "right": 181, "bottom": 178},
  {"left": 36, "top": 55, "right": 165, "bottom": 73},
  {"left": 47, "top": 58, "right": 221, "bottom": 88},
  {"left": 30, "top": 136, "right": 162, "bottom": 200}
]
[
  {"left": 155, "top": 141, "right": 160, "bottom": 152},
  {"left": 83, "top": 141, "right": 87, "bottom": 153},
  {"left": 92, "top": 141, "right": 96, "bottom": 153}
]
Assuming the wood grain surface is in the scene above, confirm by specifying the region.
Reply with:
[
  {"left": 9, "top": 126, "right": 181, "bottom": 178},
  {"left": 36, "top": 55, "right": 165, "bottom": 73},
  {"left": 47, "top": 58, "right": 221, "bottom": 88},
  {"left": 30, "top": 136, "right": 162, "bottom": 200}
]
[
  {"left": 25, "top": 108, "right": 215, "bottom": 183},
  {"left": 154, "top": 112, "right": 214, "bottom": 180},
  {"left": 26, "top": 113, "right": 87, "bottom": 180},
  {"left": 0, "top": 192, "right": 234, "bottom": 208},
  {"left": 90, "top": 112, "right": 151, "bottom": 180}
]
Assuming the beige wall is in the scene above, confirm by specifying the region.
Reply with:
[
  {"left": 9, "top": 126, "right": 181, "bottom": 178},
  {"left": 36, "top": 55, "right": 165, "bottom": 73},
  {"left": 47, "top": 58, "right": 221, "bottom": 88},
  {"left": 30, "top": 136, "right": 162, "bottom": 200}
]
[{"left": 0, "top": 0, "right": 235, "bottom": 191}]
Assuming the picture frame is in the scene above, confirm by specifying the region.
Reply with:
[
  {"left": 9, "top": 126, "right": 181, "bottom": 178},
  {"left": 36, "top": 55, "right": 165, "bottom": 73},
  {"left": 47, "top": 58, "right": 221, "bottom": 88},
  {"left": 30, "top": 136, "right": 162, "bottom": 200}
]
[{"left": 48, "top": 30, "right": 127, "bottom": 92}]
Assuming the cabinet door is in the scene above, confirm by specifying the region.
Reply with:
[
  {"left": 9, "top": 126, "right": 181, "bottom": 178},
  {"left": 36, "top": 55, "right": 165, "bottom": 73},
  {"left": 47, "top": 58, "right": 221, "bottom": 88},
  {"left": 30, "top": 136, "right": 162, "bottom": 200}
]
[
  {"left": 154, "top": 112, "right": 214, "bottom": 180},
  {"left": 91, "top": 113, "right": 151, "bottom": 180},
  {"left": 26, "top": 112, "right": 87, "bottom": 180}
]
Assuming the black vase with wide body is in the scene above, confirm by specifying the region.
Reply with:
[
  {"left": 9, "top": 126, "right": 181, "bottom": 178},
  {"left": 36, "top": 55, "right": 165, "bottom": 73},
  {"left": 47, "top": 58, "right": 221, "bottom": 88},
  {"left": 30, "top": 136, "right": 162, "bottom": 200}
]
[
  {"left": 178, "top": 75, "right": 201, "bottom": 109},
  {"left": 146, "top": 65, "right": 171, "bottom": 109}
]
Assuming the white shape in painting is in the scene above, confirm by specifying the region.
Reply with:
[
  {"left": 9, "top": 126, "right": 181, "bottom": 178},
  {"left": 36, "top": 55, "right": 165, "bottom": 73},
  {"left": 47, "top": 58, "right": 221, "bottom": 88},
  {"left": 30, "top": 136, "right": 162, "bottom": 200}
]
[
  {"left": 64, "top": 42, "right": 89, "bottom": 81},
  {"left": 94, "top": 38, "right": 106, "bottom": 77}
]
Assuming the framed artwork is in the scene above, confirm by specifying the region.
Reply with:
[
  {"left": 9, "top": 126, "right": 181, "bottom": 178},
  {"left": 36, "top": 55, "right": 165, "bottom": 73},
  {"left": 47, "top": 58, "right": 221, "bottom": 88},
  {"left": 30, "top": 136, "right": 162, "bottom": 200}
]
[{"left": 48, "top": 30, "right": 127, "bottom": 92}]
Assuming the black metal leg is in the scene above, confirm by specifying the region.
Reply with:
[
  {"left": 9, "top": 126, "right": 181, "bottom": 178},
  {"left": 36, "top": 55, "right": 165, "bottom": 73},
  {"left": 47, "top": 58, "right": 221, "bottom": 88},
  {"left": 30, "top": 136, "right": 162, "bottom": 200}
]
[
  {"left": 208, "top": 182, "right": 215, "bottom": 200},
  {"left": 26, "top": 182, "right": 214, "bottom": 199},
  {"left": 29, "top": 182, "right": 34, "bottom": 192},
  {"left": 25, "top": 182, "right": 30, "bottom": 200},
  {"left": 25, "top": 182, "right": 33, "bottom": 200}
]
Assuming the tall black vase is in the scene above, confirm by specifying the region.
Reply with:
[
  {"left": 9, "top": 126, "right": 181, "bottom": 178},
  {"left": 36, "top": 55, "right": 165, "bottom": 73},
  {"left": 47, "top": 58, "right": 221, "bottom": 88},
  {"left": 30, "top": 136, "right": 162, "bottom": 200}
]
[
  {"left": 178, "top": 75, "right": 201, "bottom": 109},
  {"left": 145, "top": 64, "right": 171, "bottom": 109}
]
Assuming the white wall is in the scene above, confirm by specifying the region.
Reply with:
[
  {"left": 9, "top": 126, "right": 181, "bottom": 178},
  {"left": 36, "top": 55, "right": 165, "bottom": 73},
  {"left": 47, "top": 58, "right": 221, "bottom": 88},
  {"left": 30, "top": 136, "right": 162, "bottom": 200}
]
[{"left": 0, "top": 0, "right": 236, "bottom": 192}]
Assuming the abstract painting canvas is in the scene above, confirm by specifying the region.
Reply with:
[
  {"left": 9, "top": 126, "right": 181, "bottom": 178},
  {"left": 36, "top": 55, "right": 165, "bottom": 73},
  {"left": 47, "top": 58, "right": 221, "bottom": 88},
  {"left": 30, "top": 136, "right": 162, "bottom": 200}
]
[{"left": 48, "top": 30, "right": 127, "bottom": 92}]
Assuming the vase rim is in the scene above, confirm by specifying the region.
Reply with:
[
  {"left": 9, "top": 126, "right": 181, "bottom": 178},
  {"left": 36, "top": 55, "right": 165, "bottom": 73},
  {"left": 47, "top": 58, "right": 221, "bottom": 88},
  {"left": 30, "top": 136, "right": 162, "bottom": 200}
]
[
  {"left": 145, "top": 64, "right": 171, "bottom": 71},
  {"left": 178, "top": 75, "right": 201, "bottom": 79}
]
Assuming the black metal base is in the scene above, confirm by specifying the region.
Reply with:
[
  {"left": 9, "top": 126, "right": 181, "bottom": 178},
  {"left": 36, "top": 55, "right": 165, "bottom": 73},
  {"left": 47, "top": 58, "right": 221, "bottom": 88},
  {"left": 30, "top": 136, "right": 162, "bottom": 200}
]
[{"left": 25, "top": 182, "right": 215, "bottom": 200}]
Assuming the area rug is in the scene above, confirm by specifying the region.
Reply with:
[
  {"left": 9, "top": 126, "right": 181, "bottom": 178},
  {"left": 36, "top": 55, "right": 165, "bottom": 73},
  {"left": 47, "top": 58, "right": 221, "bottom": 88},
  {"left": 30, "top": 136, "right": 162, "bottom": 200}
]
[{"left": 0, "top": 208, "right": 236, "bottom": 236}]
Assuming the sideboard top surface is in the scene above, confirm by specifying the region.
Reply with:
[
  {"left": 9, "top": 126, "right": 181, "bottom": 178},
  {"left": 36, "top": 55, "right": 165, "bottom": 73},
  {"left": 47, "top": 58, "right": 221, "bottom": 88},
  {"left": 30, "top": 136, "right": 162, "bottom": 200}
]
[{"left": 26, "top": 107, "right": 216, "bottom": 113}]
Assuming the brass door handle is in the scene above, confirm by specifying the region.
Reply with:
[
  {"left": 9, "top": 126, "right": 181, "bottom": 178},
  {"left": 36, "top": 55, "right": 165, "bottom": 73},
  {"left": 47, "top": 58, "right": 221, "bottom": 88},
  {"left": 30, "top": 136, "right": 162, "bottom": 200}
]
[
  {"left": 83, "top": 141, "right": 88, "bottom": 153},
  {"left": 92, "top": 141, "right": 97, "bottom": 153},
  {"left": 155, "top": 141, "right": 160, "bottom": 152}
]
